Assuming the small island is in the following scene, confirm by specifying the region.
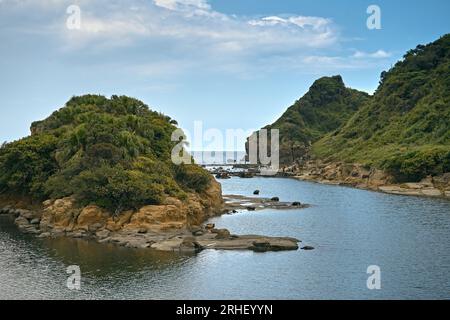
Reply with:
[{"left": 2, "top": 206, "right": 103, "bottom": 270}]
[{"left": 0, "top": 95, "right": 304, "bottom": 252}]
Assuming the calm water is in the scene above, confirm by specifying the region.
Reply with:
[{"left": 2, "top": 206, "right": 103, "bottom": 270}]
[{"left": 1, "top": 177, "right": 449, "bottom": 300}]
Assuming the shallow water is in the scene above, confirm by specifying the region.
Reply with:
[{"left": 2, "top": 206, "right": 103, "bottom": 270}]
[{"left": 1, "top": 177, "right": 449, "bottom": 299}]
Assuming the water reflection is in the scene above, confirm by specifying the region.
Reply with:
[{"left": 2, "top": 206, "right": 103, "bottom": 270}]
[{"left": 1, "top": 177, "right": 449, "bottom": 299}]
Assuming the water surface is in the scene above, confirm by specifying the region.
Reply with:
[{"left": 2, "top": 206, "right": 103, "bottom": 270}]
[{"left": 1, "top": 177, "right": 449, "bottom": 299}]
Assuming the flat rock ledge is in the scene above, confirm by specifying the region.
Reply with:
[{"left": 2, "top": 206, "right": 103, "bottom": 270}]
[
  {"left": 223, "top": 194, "right": 310, "bottom": 212},
  {"left": 1, "top": 206, "right": 302, "bottom": 253}
]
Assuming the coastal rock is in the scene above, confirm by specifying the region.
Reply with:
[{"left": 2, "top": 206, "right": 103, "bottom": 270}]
[
  {"left": 76, "top": 206, "right": 109, "bottom": 231},
  {"left": 251, "top": 240, "right": 271, "bottom": 252},
  {"left": 421, "top": 188, "right": 442, "bottom": 197},
  {"left": 138, "top": 227, "right": 148, "bottom": 234},
  {"left": 293, "top": 160, "right": 449, "bottom": 199},
  {"left": 301, "top": 246, "right": 315, "bottom": 250},
  {"left": 0, "top": 205, "right": 13, "bottom": 214},
  {"left": 17, "top": 209, "right": 34, "bottom": 220},
  {"left": 213, "top": 229, "right": 231, "bottom": 239},
  {"left": 38, "top": 232, "right": 51, "bottom": 238},
  {"left": 96, "top": 230, "right": 110, "bottom": 239},
  {"left": 40, "top": 197, "right": 79, "bottom": 232},
  {"left": 216, "top": 172, "right": 231, "bottom": 179},
  {"left": 271, "top": 197, "right": 280, "bottom": 202},
  {"left": 15, "top": 216, "right": 30, "bottom": 227},
  {"left": 105, "top": 210, "right": 134, "bottom": 232},
  {"left": 125, "top": 204, "right": 186, "bottom": 233},
  {"left": 253, "top": 190, "right": 260, "bottom": 195},
  {"left": 205, "top": 223, "right": 215, "bottom": 230},
  {"left": 196, "top": 235, "right": 299, "bottom": 251}
]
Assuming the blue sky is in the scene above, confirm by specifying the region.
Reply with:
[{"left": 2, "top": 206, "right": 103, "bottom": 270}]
[{"left": 0, "top": 0, "right": 449, "bottom": 150}]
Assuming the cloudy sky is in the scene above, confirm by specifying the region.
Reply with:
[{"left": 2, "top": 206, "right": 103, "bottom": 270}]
[{"left": 1, "top": 0, "right": 449, "bottom": 150}]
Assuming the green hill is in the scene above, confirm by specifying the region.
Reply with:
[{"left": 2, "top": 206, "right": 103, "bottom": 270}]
[
  {"left": 314, "top": 34, "right": 450, "bottom": 182},
  {"left": 0, "top": 95, "right": 212, "bottom": 213},
  {"left": 260, "top": 75, "right": 370, "bottom": 165}
]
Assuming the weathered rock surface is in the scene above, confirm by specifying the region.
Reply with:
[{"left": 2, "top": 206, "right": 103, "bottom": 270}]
[
  {"left": 1, "top": 179, "right": 303, "bottom": 253},
  {"left": 223, "top": 194, "right": 309, "bottom": 212},
  {"left": 290, "top": 161, "right": 450, "bottom": 199}
]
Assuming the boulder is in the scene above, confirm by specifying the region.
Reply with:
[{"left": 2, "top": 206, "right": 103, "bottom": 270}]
[
  {"left": 292, "top": 202, "right": 302, "bottom": 207},
  {"left": 88, "top": 223, "right": 104, "bottom": 232},
  {"left": 30, "top": 218, "right": 40, "bottom": 225},
  {"left": 253, "top": 190, "right": 260, "bottom": 195},
  {"left": 96, "top": 229, "right": 111, "bottom": 239},
  {"left": 301, "top": 246, "right": 315, "bottom": 250},
  {"left": 193, "top": 230, "right": 205, "bottom": 236},
  {"left": 38, "top": 232, "right": 51, "bottom": 238},
  {"left": 1, "top": 205, "right": 13, "bottom": 214},
  {"left": 213, "top": 229, "right": 231, "bottom": 239},
  {"left": 247, "top": 206, "right": 256, "bottom": 211},
  {"left": 17, "top": 209, "right": 34, "bottom": 220},
  {"left": 40, "top": 197, "right": 79, "bottom": 232},
  {"left": 205, "top": 223, "right": 215, "bottom": 230},
  {"left": 14, "top": 216, "right": 30, "bottom": 227},
  {"left": 180, "top": 238, "right": 203, "bottom": 252},
  {"left": 71, "top": 231, "right": 87, "bottom": 238},
  {"left": 76, "top": 206, "right": 109, "bottom": 231},
  {"left": 189, "top": 225, "right": 203, "bottom": 234},
  {"left": 138, "top": 227, "right": 148, "bottom": 234},
  {"left": 215, "top": 172, "right": 231, "bottom": 179},
  {"left": 271, "top": 197, "right": 280, "bottom": 202}
]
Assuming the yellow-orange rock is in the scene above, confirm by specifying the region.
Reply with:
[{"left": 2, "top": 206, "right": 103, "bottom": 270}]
[
  {"left": 75, "top": 205, "right": 109, "bottom": 231},
  {"left": 40, "top": 197, "right": 79, "bottom": 232}
]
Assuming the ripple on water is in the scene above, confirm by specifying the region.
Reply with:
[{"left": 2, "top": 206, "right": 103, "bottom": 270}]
[{"left": 0, "top": 177, "right": 449, "bottom": 299}]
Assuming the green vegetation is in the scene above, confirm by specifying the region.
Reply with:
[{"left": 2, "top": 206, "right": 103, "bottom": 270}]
[
  {"left": 314, "top": 34, "right": 450, "bottom": 181},
  {"left": 263, "top": 75, "right": 370, "bottom": 164},
  {"left": 0, "top": 95, "right": 212, "bottom": 212}
]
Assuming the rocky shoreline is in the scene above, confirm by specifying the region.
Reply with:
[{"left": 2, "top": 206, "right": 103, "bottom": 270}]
[
  {"left": 285, "top": 161, "right": 450, "bottom": 199},
  {"left": 0, "top": 180, "right": 310, "bottom": 253}
]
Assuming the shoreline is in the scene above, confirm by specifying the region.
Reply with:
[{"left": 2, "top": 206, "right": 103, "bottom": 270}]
[
  {"left": 289, "top": 174, "right": 450, "bottom": 200},
  {"left": 0, "top": 192, "right": 310, "bottom": 253},
  {"left": 260, "top": 160, "right": 450, "bottom": 200}
]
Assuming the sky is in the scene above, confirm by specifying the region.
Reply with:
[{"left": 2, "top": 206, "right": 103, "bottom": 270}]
[{"left": 0, "top": 0, "right": 449, "bottom": 150}]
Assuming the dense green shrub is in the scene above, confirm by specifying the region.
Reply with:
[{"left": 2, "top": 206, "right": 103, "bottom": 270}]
[
  {"left": 381, "top": 147, "right": 450, "bottom": 182},
  {"left": 257, "top": 75, "right": 370, "bottom": 164},
  {"left": 174, "top": 164, "right": 212, "bottom": 193},
  {"left": 313, "top": 34, "right": 450, "bottom": 180},
  {"left": 0, "top": 95, "right": 212, "bottom": 212}
]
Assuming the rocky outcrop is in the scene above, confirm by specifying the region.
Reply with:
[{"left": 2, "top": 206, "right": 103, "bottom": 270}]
[
  {"left": 222, "top": 194, "right": 309, "bottom": 211},
  {"left": 290, "top": 161, "right": 450, "bottom": 198},
  {"left": 0, "top": 179, "right": 304, "bottom": 253}
]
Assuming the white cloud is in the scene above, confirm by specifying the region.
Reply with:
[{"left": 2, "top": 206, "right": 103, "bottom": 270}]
[
  {"left": 353, "top": 49, "right": 391, "bottom": 58},
  {"left": 154, "top": 0, "right": 210, "bottom": 11},
  {"left": 0, "top": 0, "right": 392, "bottom": 77},
  {"left": 248, "top": 15, "right": 332, "bottom": 31}
]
